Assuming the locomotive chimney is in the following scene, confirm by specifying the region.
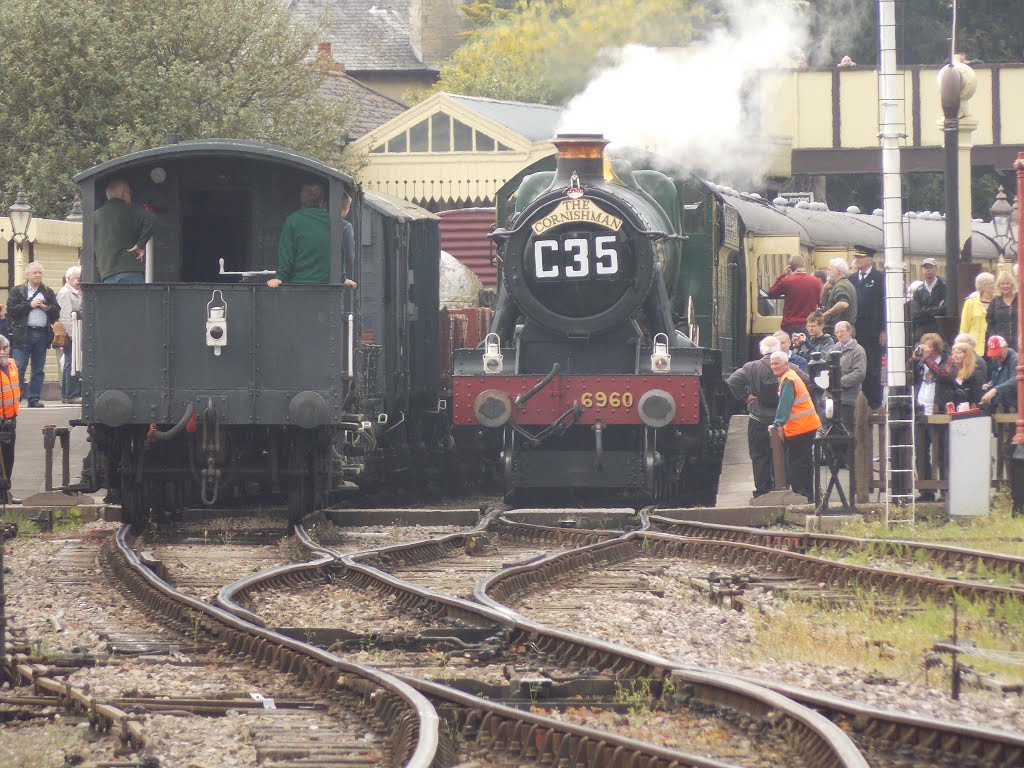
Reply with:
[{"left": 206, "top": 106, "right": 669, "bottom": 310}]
[{"left": 551, "top": 134, "right": 608, "bottom": 187}]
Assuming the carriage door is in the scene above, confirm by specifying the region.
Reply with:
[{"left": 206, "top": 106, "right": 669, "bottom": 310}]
[{"left": 181, "top": 189, "right": 251, "bottom": 283}]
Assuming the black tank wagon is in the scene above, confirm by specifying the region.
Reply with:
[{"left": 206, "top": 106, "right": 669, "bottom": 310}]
[{"left": 73, "top": 139, "right": 450, "bottom": 522}]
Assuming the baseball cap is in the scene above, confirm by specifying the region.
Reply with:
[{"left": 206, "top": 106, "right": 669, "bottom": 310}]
[
  {"left": 986, "top": 335, "right": 1008, "bottom": 356},
  {"left": 922, "top": 258, "right": 938, "bottom": 267}
]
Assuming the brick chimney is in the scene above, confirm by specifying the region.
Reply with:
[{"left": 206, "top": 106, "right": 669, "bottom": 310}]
[
  {"left": 317, "top": 41, "right": 345, "bottom": 73},
  {"left": 409, "top": 0, "right": 469, "bottom": 67}
]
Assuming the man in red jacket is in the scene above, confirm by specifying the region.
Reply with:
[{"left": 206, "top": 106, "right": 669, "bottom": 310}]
[{"left": 767, "top": 255, "right": 821, "bottom": 336}]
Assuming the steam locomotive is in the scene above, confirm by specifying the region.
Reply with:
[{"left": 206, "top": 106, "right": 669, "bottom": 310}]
[{"left": 452, "top": 135, "right": 727, "bottom": 506}]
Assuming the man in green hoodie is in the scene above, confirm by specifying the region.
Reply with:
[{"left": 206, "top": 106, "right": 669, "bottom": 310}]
[{"left": 267, "top": 183, "right": 331, "bottom": 287}]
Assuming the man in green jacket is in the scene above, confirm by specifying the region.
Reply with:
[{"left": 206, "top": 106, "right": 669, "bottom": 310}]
[
  {"left": 268, "top": 184, "right": 331, "bottom": 287},
  {"left": 94, "top": 179, "right": 155, "bottom": 284}
]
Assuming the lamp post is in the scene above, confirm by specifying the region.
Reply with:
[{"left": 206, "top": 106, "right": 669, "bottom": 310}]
[
  {"left": 990, "top": 186, "right": 1014, "bottom": 268},
  {"left": 65, "top": 197, "right": 83, "bottom": 223},
  {"left": 939, "top": 64, "right": 962, "bottom": 319},
  {"left": 1011, "top": 153, "right": 1024, "bottom": 517},
  {"left": 7, "top": 190, "right": 34, "bottom": 249}
]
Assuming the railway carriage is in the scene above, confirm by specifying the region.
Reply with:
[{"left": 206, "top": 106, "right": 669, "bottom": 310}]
[{"left": 74, "top": 139, "right": 450, "bottom": 522}]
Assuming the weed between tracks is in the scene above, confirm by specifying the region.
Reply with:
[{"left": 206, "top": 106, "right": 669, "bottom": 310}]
[
  {"left": 1, "top": 507, "right": 83, "bottom": 537},
  {"left": 811, "top": 540, "right": 1018, "bottom": 586},
  {"left": 833, "top": 495, "right": 1024, "bottom": 558},
  {"left": 753, "top": 592, "right": 1024, "bottom": 685}
]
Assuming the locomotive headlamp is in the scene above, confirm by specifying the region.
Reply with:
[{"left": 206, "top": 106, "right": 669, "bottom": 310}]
[
  {"left": 482, "top": 332, "right": 503, "bottom": 374},
  {"left": 650, "top": 333, "right": 671, "bottom": 373},
  {"left": 206, "top": 290, "right": 228, "bottom": 355}
]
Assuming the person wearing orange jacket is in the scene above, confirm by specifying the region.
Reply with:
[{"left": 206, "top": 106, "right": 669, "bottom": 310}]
[
  {"left": 768, "top": 350, "right": 821, "bottom": 503},
  {"left": 0, "top": 335, "right": 21, "bottom": 504}
]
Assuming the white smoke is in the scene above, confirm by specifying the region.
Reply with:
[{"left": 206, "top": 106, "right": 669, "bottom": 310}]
[{"left": 558, "top": 0, "right": 812, "bottom": 187}]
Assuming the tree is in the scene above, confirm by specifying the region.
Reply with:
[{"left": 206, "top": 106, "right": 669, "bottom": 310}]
[
  {"left": 0, "top": 0, "right": 354, "bottom": 218},
  {"left": 813, "top": 0, "right": 1024, "bottom": 67},
  {"left": 435, "top": 0, "right": 711, "bottom": 105}
]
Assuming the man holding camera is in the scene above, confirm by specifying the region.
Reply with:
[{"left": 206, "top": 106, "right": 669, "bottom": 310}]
[
  {"left": 0, "top": 335, "right": 20, "bottom": 504},
  {"left": 7, "top": 262, "right": 60, "bottom": 407}
]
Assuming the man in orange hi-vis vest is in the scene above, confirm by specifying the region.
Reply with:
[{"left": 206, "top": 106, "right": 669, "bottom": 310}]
[
  {"left": 0, "top": 335, "right": 20, "bottom": 504},
  {"left": 768, "top": 350, "right": 821, "bottom": 503}
]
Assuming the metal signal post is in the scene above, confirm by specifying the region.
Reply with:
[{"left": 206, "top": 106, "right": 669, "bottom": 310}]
[{"left": 1012, "top": 152, "right": 1024, "bottom": 516}]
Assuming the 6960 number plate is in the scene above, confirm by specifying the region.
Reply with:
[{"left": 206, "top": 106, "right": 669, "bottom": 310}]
[{"left": 579, "top": 391, "right": 634, "bottom": 409}]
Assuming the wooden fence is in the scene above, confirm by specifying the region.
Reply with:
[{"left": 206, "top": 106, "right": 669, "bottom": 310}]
[{"left": 855, "top": 396, "right": 1015, "bottom": 503}]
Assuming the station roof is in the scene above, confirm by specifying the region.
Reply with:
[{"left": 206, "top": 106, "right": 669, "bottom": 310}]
[{"left": 443, "top": 95, "right": 564, "bottom": 142}]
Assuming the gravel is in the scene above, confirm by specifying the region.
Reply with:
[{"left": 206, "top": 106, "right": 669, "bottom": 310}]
[
  {"left": 508, "top": 556, "right": 1024, "bottom": 735},
  {"left": 6, "top": 518, "right": 1023, "bottom": 767}
]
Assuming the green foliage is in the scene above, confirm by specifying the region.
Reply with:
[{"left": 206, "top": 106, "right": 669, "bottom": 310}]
[
  {"left": 811, "top": 0, "right": 1024, "bottom": 67},
  {"left": 0, "top": 0, "right": 355, "bottom": 218},
  {"left": 436, "top": 0, "right": 710, "bottom": 105},
  {"left": 461, "top": 0, "right": 523, "bottom": 27}
]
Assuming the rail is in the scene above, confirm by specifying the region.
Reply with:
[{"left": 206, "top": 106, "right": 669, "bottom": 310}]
[
  {"left": 110, "top": 525, "right": 440, "bottom": 768},
  {"left": 219, "top": 521, "right": 871, "bottom": 768}
]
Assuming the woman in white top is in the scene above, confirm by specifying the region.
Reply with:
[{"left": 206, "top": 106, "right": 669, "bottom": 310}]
[
  {"left": 911, "top": 333, "right": 947, "bottom": 502},
  {"left": 56, "top": 265, "right": 82, "bottom": 403}
]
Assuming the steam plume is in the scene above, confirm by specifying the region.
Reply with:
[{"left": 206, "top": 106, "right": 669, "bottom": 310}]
[{"left": 559, "top": 0, "right": 814, "bottom": 187}]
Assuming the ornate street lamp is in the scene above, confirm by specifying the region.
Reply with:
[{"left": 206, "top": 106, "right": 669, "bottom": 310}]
[
  {"left": 65, "top": 197, "right": 83, "bottom": 223},
  {"left": 991, "top": 186, "right": 1013, "bottom": 267},
  {"left": 8, "top": 190, "right": 34, "bottom": 249}
]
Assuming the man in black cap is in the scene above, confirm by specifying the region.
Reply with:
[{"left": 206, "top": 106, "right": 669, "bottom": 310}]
[
  {"left": 852, "top": 246, "right": 885, "bottom": 408},
  {"left": 910, "top": 258, "right": 947, "bottom": 340}
]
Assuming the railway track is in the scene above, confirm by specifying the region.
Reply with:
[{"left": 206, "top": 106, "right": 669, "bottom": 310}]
[
  {"left": 648, "top": 516, "right": 1024, "bottom": 589},
  {"left": 212, "top": 519, "right": 867, "bottom": 768},
  {"left": 232, "top": 508, "right": 1024, "bottom": 765},
  {"left": 7, "top": 508, "right": 1023, "bottom": 765},
  {"left": 476, "top": 519, "right": 1024, "bottom": 767},
  {"left": 106, "top": 524, "right": 438, "bottom": 767}
]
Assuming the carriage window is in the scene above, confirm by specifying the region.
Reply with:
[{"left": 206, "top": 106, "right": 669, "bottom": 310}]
[{"left": 756, "top": 253, "right": 791, "bottom": 317}]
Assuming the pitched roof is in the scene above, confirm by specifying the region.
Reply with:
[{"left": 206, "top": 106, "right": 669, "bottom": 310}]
[
  {"left": 286, "top": 0, "right": 429, "bottom": 73},
  {"left": 318, "top": 70, "right": 408, "bottom": 140},
  {"left": 445, "top": 95, "right": 563, "bottom": 141}
]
